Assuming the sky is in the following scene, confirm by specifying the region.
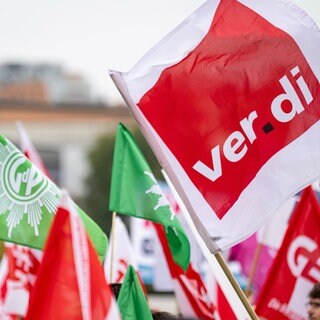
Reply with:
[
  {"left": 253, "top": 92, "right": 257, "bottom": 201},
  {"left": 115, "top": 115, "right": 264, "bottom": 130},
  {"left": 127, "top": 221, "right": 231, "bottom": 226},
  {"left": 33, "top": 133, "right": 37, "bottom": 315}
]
[{"left": 0, "top": 0, "right": 319, "bottom": 106}]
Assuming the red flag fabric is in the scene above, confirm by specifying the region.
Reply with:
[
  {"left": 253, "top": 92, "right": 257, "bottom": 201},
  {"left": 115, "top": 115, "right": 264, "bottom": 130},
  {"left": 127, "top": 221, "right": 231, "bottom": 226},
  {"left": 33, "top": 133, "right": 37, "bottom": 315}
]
[
  {"left": 111, "top": 0, "right": 320, "bottom": 251},
  {"left": 216, "top": 284, "right": 237, "bottom": 320},
  {"left": 255, "top": 187, "right": 320, "bottom": 320},
  {"left": 0, "top": 254, "right": 17, "bottom": 320},
  {"left": 203, "top": 258, "right": 237, "bottom": 320},
  {"left": 0, "top": 244, "right": 41, "bottom": 318},
  {"left": 25, "top": 192, "right": 120, "bottom": 320},
  {"left": 153, "top": 222, "right": 217, "bottom": 319}
]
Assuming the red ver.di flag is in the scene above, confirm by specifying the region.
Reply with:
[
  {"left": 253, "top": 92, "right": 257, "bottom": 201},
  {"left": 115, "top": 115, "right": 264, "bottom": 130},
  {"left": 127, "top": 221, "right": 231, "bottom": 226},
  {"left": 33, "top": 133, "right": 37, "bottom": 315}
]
[
  {"left": 255, "top": 187, "right": 320, "bottom": 320},
  {"left": 110, "top": 0, "right": 320, "bottom": 250}
]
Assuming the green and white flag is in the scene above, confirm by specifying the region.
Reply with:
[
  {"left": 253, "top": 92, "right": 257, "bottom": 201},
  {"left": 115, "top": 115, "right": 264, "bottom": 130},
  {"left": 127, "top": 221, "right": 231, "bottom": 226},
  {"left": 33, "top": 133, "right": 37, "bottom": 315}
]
[
  {"left": 109, "top": 123, "right": 190, "bottom": 270},
  {"left": 117, "top": 265, "right": 153, "bottom": 320},
  {"left": 0, "top": 134, "right": 107, "bottom": 260}
]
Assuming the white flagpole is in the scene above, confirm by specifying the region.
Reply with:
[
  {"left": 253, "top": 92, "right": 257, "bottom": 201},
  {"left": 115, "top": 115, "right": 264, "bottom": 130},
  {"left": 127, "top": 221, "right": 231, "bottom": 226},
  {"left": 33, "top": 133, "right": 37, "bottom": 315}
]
[
  {"left": 161, "top": 169, "right": 257, "bottom": 320},
  {"left": 109, "top": 211, "right": 117, "bottom": 282}
]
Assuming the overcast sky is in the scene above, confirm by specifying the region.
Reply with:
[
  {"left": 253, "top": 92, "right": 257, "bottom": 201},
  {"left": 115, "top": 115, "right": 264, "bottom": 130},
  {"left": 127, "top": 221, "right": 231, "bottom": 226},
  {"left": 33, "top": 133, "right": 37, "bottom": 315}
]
[{"left": 0, "top": 0, "right": 319, "bottom": 105}]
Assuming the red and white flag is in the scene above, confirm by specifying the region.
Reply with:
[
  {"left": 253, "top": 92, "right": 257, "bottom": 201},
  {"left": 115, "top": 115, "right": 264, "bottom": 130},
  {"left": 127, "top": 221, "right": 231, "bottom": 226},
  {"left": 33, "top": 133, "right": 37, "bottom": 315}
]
[
  {"left": 0, "top": 124, "right": 46, "bottom": 318},
  {"left": 111, "top": 0, "right": 320, "bottom": 250},
  {"left": 215, "top": 282, "right": 237, "bottom": 320},
  {"left": 205, "top": 267, "right": 237, "bottom": 320},
  {"left": 154, "top": 222, "right": 217, "bottom": 320},
  {"left": 25, "top": 191, "right": 120, "bottom": 320},
  {"left": 16, "top": 122, "right": 52, "bottom": 179},
  {"left": 0, "top": 244, "right": 41, "bottom": 318},
  {"left": 104, "top": 216, "right": 139, "bottom": 283},
  {"left": 255, "top": 186, "right": 320, "bottom": 320},
  {"left": 0, "top": 254, "right": 16, "bottom": 320}
]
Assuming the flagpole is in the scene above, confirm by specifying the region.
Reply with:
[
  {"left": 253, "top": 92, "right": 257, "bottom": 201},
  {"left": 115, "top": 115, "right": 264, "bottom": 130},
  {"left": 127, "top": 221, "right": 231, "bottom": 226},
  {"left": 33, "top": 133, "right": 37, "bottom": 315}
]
[
  {"left": 161, "top": 169, "right": 259, "bottom": 320},
  {"left": 245, "top": 242, "right": 263, "bottom": 297},
  {"left": 109, "top": 211, "right": 117, "bottom": 282},
  {"left": 112, "top": 74, "right": 258, "bottom": 318},
  {"left": 214, "top": 251, "right": 259, "bottom": 319}
]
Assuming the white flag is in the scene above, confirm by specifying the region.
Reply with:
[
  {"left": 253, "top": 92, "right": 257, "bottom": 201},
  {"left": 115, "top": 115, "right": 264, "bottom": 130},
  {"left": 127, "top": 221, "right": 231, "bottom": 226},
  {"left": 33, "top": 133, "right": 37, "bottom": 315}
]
[{"left": 104, "top": 217, "right": 139, "bottom": 283}]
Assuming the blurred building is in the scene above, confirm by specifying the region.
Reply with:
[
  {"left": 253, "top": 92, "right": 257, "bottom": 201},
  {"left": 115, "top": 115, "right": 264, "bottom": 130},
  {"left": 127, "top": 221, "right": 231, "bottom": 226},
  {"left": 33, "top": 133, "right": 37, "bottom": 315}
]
[
  {"left": 0, "top": 63, "right": 94, "bottom": 104},
  {"left": 0, "top": 100, "right": 134, "bottom": 199},
  {"left": 0, "top": 62, "right": 134, "bottom": 199}
]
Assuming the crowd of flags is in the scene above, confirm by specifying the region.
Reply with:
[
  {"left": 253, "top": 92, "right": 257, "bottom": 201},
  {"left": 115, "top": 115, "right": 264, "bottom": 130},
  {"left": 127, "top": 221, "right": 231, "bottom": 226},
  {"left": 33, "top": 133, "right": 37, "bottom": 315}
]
[
  {"left": 0, "top": 121, "right": 319, "bottom": 319},
  {"left": 1, "top": 0, "right": 320, "bottom": 319}
]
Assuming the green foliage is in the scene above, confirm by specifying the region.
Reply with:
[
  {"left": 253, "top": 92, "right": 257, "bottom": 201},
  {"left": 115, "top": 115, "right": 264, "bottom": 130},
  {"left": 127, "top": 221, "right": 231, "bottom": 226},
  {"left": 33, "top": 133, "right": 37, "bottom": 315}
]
[{"left": 82, "top": 124, "right": 162, "bottom": 236}]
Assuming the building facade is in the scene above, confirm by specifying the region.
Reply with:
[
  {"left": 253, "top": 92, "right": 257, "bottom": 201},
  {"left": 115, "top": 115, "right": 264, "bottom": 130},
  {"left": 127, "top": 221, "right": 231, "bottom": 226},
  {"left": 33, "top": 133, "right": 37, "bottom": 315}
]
[{"left": 0, "top": 100, "right": 134, "bottom": 198}]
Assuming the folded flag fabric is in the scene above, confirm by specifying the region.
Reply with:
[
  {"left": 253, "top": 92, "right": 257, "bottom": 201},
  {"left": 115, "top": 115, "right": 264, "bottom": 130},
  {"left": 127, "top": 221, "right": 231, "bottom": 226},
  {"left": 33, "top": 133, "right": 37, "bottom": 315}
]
[
  {"left": 0, "top": 134, "right": 107, "bottom": 261},
  {"left": 109, "top": 123, "right": 190, "bottom": 271},
  {"left": 0, "top": 253, "right": 18, "bottom": 320},
  {"left": 117, "top": 265, "right": 152, "bottom": 320},
  {"left": 104, "top": 216, "right": 139, "bottom": 283},
  {"left": 0, "top": 244, "right": 41, "bottom": 318},
  {"left": 154, "top": 222, "right": 217, "bottom": 320},
  {"left": 25, "top": 191, "right": 120, "bottom": 320}
]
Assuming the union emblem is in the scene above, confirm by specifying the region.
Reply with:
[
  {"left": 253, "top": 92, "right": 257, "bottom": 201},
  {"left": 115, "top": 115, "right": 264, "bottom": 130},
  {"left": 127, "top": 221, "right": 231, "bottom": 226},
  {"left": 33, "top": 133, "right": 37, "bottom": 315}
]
[{"left": 0, "top": 138, "right": 59, "bottom": 237}]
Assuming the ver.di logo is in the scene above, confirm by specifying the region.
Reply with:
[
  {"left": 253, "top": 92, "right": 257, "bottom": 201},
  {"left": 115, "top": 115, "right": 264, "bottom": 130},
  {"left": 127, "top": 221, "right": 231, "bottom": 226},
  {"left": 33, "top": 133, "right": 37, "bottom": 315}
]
[{"left": 0, "top": 139, "right": 59, "bottom": 237}]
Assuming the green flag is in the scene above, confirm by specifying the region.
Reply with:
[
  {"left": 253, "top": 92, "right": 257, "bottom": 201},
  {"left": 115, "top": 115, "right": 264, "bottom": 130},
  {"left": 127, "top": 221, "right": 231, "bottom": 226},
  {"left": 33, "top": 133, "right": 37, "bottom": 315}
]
[
  {"left": 109, "top": 123, "right": 190, "bottom": 270},
  {"left": 0, "top": 134, "right": 107, "bottom": 261},
  {"left": 117, "top": 265, "right": 153, "bottom": 320}
]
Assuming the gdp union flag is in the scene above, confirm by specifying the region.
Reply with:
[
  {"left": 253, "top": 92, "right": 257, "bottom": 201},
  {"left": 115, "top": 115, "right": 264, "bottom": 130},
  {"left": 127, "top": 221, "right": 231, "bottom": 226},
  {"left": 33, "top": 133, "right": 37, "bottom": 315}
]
[
  {"left": 110, "top": 0, "right": 320, "bottom": 251},
  {"left": 0, "top": 135, "right": 107, "bottom": 261}
]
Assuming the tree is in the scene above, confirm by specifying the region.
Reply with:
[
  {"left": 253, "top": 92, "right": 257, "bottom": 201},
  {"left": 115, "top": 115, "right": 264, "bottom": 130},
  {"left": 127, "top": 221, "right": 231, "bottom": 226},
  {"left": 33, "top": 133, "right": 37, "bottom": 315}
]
[{"left": 82, "top": 124, "right": 162, "bottom": 236}]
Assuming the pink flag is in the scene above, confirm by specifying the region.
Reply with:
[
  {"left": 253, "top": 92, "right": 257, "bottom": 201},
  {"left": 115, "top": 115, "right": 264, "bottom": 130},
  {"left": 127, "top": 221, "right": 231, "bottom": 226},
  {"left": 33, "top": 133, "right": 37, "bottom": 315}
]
[
  {"left": 229, "top": 233, "right": 276, "bottom": 301},
  {"left": 111, "top": 0, "right": 320, "bottom": 251},
  {"left": 229, "top": 195, "right": 297, "bottom": 301},
  {"left": 154, "top": 222, "right": 217, "bottom": 319},
  {"left": 255, "top": 187, "right": 320, "bottom": 320},
  {"left": 25, "top": 191, "right": 120, "bottom": 320}
]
